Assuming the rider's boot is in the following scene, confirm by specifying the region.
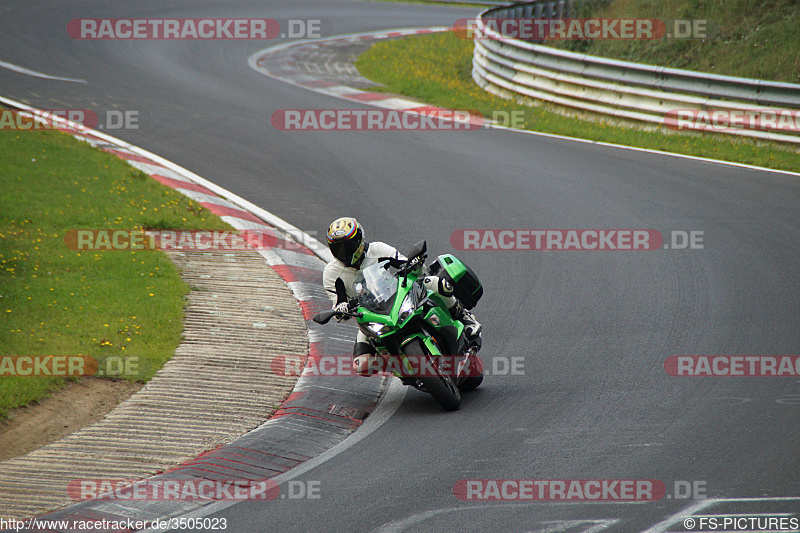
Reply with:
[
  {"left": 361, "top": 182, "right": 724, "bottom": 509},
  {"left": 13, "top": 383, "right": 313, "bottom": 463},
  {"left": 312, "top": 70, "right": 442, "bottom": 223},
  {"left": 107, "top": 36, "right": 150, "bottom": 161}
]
[
  {"left": 353, "top": 354, "right": 387, "bottom": 376},
  {"left": 353, "top": 342, "right": 387, "bottom": 376},
  {"left": 449, "top": 300, "right": 482, "bottom": 340}
]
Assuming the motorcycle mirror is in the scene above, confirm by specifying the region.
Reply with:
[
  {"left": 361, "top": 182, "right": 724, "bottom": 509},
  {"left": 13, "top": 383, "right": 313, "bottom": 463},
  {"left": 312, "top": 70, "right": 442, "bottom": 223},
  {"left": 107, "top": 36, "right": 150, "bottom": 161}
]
[
  {"left": 407, "top": 240, "right": 427, "bottom": 260},
  {"left": 312, "top": 310, "right": 337, "bottom": 324}
]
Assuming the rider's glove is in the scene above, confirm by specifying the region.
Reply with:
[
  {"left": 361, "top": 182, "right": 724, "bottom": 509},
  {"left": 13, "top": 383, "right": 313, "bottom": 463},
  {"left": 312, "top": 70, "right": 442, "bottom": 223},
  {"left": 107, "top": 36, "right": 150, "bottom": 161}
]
[
  {"left": 334, "top": 302, "right": 350, "bottom": 320},
  {"left": 378, "top": 256, "right": 406, "bottom": 269}
]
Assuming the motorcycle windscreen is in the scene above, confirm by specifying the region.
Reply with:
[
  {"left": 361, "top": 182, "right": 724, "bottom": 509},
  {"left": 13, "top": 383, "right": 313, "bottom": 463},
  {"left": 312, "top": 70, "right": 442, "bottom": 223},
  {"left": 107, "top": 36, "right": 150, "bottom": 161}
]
[{"left": 353, "top": 262, "right": 399, "bottom": 314}]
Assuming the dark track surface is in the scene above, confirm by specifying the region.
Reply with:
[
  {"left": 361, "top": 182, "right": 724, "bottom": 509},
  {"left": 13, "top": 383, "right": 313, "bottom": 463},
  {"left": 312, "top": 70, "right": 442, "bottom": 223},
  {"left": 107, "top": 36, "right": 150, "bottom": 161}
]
[{"left": 2, "top": 1, "right": 799, "bottom": 531}]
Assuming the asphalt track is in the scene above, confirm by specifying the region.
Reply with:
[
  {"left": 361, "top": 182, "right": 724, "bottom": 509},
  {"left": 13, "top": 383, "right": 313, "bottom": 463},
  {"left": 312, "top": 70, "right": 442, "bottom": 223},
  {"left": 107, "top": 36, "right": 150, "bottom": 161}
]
[{"left": 2, "top": 0, "right": 800, "bottom": 531}]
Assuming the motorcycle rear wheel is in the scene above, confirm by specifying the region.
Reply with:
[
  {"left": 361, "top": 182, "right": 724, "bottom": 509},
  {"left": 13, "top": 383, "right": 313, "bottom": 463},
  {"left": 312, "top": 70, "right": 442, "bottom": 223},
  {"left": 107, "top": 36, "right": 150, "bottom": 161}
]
[
  {"left": 457, "top": 351, "right": 484, "bottom": 391},
  {"left": 458, "top": 374, "right": 483, "bottom": 392}
]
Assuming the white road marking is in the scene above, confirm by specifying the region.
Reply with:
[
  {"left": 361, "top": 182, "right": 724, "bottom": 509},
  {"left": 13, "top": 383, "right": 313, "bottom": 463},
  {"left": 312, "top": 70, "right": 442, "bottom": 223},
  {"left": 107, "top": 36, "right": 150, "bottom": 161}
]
[
  {"left": 533, "top": 519, "right": 620, "bottom": 533},
  {"left": 258, "top": 247, "right": 327, "bottom": 270},
  {"left": 643, "top": 497, "right": 800, "bottom": 533},
  {"left": 0, "top": 59, "right": 86, "bottom": 83},
  {"left": 642, "top": 499, "right": 720, "bottom": 533},
  {"left": 375, "top": 504, "right": 636, "bottom": 533}
]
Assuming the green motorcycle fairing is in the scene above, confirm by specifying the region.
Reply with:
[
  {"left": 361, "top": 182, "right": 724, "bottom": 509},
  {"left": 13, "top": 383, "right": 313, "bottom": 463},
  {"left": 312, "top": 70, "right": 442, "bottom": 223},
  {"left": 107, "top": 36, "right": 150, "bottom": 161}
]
[{"left": 352, "top": 261, "right": 465, "bottom": 373}]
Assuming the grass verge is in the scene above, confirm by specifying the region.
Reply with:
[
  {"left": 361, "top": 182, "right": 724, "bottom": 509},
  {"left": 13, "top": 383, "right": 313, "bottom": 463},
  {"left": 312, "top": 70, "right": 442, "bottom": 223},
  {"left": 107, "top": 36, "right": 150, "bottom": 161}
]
[
  {"left": 555, "top": 0, "right": 800, "bottom": 84},
  {"left": 355, "top": 31, "right": 799, "bottom": 172},
  {"left": 0, "top": 127, "right": 230, "bottom": 419}
]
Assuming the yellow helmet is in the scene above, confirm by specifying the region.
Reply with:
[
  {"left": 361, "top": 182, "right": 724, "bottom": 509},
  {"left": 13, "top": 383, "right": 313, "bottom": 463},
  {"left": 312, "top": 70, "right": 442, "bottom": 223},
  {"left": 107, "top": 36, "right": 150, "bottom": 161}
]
[{"left": 327, "top": 217, "right": 365, "bottom": 267}]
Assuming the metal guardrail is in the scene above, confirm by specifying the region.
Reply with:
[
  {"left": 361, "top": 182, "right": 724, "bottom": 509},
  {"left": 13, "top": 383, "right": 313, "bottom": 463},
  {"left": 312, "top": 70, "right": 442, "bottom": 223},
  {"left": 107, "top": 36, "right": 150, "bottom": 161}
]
[
  {"left": 472, "top": 1, "right": 800, "bottom": 143},
  {"left": 445, "top": 0, "right": 512, "bottom": 5}
]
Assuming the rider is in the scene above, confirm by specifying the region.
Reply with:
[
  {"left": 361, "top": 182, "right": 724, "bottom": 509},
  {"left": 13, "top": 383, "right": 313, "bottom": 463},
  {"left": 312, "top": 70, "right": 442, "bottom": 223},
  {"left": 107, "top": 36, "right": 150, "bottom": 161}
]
[{"left": 322, "top": 217, "right": 481, "bottom": 375}]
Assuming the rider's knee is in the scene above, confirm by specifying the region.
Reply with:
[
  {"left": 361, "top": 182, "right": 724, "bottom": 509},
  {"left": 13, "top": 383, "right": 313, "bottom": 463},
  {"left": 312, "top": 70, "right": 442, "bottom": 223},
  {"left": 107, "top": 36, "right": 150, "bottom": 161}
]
[{"left": 423, "top": 276, "right": 454, "bottom": 298}]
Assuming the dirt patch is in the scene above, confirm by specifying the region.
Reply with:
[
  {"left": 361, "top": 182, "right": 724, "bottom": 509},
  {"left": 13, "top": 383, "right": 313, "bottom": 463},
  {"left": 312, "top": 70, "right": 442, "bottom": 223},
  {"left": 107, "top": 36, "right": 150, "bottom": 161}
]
[{"left": 0, "top": 378, "right": 142, "bottom": 462}]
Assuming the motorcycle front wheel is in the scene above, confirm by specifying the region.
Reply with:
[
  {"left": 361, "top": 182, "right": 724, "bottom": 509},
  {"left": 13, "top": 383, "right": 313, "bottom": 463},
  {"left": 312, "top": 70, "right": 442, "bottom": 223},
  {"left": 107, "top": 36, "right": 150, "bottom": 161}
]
[{"left": 404, "top": 339, "right": 461, "bottom": 411}]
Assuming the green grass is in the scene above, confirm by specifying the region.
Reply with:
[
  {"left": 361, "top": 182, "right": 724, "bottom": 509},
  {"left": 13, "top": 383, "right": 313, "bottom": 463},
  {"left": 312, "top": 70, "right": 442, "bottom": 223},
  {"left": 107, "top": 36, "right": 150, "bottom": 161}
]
[
  {"left": 554, "top": 0, "right": 800, "bottom": 84},
  {"left": 355, "top": 31, "right": 799, "bottom": 172},
  {"left": 0, "top": 128, "right": 231, "bottom": 419}
]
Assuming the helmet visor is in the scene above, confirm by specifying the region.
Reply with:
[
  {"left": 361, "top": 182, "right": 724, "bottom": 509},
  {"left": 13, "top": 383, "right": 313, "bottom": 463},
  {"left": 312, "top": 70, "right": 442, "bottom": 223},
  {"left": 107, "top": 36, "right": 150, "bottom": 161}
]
[{"left": 330, "top": 239, "right": 361, "bottom": 266}]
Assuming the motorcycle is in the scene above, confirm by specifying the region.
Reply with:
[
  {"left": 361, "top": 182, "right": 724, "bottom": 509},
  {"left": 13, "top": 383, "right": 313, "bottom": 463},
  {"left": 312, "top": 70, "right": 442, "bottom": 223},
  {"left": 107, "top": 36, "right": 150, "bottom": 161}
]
[{"left": 313, "top": 241, "right": 483, "bottom": 411}]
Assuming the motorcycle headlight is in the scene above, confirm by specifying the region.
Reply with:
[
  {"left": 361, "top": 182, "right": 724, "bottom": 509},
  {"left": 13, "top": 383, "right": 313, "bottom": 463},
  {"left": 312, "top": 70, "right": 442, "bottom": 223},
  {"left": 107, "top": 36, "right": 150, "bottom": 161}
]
[
  {"left": 398, "top": 291, "right": 418, "bottom": 323},
  {"left": 360, "top": 321, "right": 391, "bottom": 338}
]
